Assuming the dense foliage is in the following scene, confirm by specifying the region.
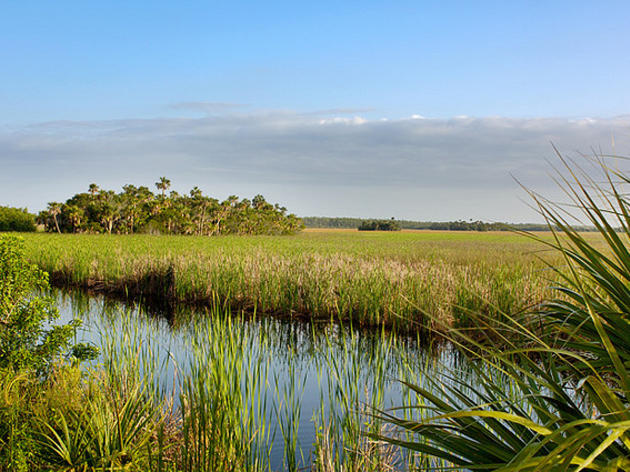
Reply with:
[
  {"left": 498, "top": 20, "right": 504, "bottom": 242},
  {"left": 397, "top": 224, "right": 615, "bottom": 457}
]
[
  {"left": 0, "top": 235, "right": 98, "bottom": 470},
  {"left": 22, "top": 231, "right": 550, "bottom": 332},
  {"left": 0, "top": 206, "right": 36, "bottom": 232},
  {"left": 357, "top": 219, "right": 401, "bottom": 231},
  {"left": 37, "top": 178, "right": 303, "bottom": 235},
  {"left": 423, "top": 219, "right": 508, "bottom": 231},
  {"left": 0, "top": 235, "right": 96, "bottom": 373}
]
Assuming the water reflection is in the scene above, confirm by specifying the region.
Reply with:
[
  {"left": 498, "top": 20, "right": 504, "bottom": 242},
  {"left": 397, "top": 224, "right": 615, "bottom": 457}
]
[{"left": 54, "top": 288, "right": 472, "bottom": 471}]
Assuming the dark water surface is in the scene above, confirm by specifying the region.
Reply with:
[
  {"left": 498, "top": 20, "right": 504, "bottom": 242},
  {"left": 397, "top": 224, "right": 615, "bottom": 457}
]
[{"left": 55, "top": 289, "right": 470, "bottom": 470}]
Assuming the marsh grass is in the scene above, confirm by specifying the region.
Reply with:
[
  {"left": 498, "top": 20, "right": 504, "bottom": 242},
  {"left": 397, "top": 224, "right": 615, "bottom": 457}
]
[
  {"left": 1, "top": 265, "right": 494, "bottom": 471},
  {"left": 5, "top": 197, "right": 613, "bottom": 470},
  {"left": 20, "top": 231, "right": 562, "bottom": 332}
]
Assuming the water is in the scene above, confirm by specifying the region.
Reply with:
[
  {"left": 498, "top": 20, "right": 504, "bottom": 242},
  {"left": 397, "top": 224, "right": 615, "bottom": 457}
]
[{"left": 54, "top": 288, "right": 471, "bottom": 470}]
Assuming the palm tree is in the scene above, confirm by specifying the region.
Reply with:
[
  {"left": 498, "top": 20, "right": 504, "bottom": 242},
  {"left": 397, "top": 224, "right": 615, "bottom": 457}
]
[
  {"left": 37, "top": 179, "right": 303, "bottom": 236},
  {"left": 98, "top": 203, "right": 117, "bottom": 234},
  {"left": 120, "top": 190, "right": 136, "bottom": 233},
  {"left": 210, "top": 195, "right": 239, "bottom": 236},
  {"left": 189, "top": 187, "right": 208, "bottom": 235},
  {"left": 66, "top": 205, "right": 84, "bottom": 233},
  {"left": 47, "top": 202, "right": 62, "bottom": 234},
  {"left": 94, "top": 191, "right": 120, "bottom": 234},
  {"left": 155, "top": 177, "right": 171, "bottom": 199}
]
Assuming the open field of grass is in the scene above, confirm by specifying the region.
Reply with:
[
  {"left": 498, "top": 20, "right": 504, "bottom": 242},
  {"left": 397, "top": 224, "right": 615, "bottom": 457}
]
[{"left": 17, "top": 230, "right": 577, "bottom": 331}]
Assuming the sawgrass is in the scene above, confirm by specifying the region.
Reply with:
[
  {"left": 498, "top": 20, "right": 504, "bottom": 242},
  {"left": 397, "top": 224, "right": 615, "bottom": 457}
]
[{"left": 18, "top": 230, "right": 571, "bottom": 332}]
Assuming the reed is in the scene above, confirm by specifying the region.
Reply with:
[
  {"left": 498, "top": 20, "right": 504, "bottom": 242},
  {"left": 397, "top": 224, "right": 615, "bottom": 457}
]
[
  {"left": 18, "top": 295, "right": 437, "bottom": 472},
  {"left": 3, "top": 279, "right": 494, "bottom": 471},
  {"left": 19, "top": 230, "right": 562, "bottom": 332}
]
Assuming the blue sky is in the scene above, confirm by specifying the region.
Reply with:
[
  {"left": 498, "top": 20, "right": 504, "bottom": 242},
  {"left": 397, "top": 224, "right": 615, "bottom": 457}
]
[{"left": 2, "top": 1, "right": 630, "bottom": 220}]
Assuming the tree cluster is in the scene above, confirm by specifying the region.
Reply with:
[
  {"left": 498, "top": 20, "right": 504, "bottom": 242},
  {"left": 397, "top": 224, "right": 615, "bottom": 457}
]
[
  {"left": 0, "top": 206, "right": 36, "bottom": 232},
  {"left": 37, "top": 178, "right": 303, "bottom": 236},
  {"left": 425, "top": 220, "right": 509, "bottom": 231},
  {"left": 357, "top": 219, "right": 401, "bottom": 231},
  {"left": 302, "top": 217, "right": 368, "bottom": 228}
]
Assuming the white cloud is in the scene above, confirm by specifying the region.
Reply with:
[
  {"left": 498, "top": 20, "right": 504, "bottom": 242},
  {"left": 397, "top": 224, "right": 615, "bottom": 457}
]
[
  {"left": 318, "top": 116, "right": 367, "bottom": 125},
  {"left": 1, "top": 111, "right": 629, "bottom": 221}
]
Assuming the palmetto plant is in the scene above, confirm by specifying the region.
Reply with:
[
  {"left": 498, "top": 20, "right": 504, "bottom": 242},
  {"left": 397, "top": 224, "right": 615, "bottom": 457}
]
[
  {"left": 38, "top": 371, "right": 167, "bottom": 471},
  {"left": 377, "top": 153, "right": 630, "bottom": 471}
]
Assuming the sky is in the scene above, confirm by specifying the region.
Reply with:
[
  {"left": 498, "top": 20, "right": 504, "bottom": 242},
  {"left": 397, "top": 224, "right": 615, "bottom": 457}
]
[{"left": 2, "top": 1, "right": 630, "bottom": 221}]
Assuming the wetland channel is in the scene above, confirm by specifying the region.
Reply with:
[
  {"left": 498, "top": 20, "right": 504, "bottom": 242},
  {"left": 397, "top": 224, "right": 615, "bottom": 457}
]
[{"left": 55, "top": 288, "right": 474, "bottom": 470}]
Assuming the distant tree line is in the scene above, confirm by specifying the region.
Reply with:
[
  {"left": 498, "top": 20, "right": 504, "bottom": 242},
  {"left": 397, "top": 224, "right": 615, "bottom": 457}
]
[
  {"left": 36, "top": 178, "right": 303, "bottom": 235},
  {"left": 0, "top": 206, "right": 36, "bottom": 232},
  {"left": 302, "top": 216, "right": 598, "bottom": 232},
  {"left": 303, "top": 216, "right": 514, "bottom": 231},
  {"left": 358, "top": 219, "right": 401, "bottom": 231},
  {"left": 422, "top": 220, "right": 509, "bottom": 231},
  {"left": 302, "top": 217, "right": 365, "bottom": 229}
]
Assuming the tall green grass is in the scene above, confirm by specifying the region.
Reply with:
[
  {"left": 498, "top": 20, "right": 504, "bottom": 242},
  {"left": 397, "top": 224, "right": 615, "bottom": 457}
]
[{"left": 19, "top": 230, "right": 560, "bottom": 332}]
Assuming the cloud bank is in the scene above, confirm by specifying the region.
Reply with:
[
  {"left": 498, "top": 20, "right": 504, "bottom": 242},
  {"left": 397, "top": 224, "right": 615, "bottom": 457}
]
[{"left": 2, "top": 111, "right": 629, "bottom": 221}]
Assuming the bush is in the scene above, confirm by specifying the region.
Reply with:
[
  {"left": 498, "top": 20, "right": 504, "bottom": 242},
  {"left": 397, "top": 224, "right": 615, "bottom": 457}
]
[
  {"left": 357, "top": 219, "right": 401, "bottom": 231},
  {"left": 0, "top": 207, "right": 36, "bottom": 232},
  {"left": 0, "top": 235, "right": 97, "bottom": 373},
  {"left": 0, "top": 235, "right": 99, "bottom": 470}
]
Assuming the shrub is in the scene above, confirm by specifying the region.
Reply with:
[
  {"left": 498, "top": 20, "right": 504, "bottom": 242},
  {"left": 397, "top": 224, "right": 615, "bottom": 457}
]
[
  {"left": 0, "top": 235, "right": 96, "bottom": 373},
  {"left": 0, "top": 207, "right": 36, "bottom": 232},
  {"left": 0, "top": 235, "right": 98, "bottom": 470}
]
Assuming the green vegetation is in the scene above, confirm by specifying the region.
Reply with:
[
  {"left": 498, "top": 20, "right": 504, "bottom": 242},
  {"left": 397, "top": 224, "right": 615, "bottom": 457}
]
[
  {"left": 19, "top": 230, "right": 562, "bottom": 332},
  {"left": 0, "top": 235, "right": 97, "bottom": 470},
  {"left": 0, "top": 242, "right": 433, "bottom": 470},
  {"left": 4, "top": 155, "right": 628, "bottom": 470},
  {"left": 378, "top": 155, "right": 630, "bottom": 470},
  {"left": 0, "top": 236, "right": 96, "bottom": 373},
  {"left": 358, "top": 219, "right": 401, "bottom": 231},
  {"left": 0, "top": 206, "right": 36, "bottom": 232},
  {"left": 36, "top": 178, "right": 303, "bottom": 235}
]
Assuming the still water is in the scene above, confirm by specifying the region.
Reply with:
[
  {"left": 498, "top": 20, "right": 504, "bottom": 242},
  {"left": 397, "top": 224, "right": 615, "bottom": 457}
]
[{"left": 54, "top": 289, "right": 470, "bottom": 470}]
